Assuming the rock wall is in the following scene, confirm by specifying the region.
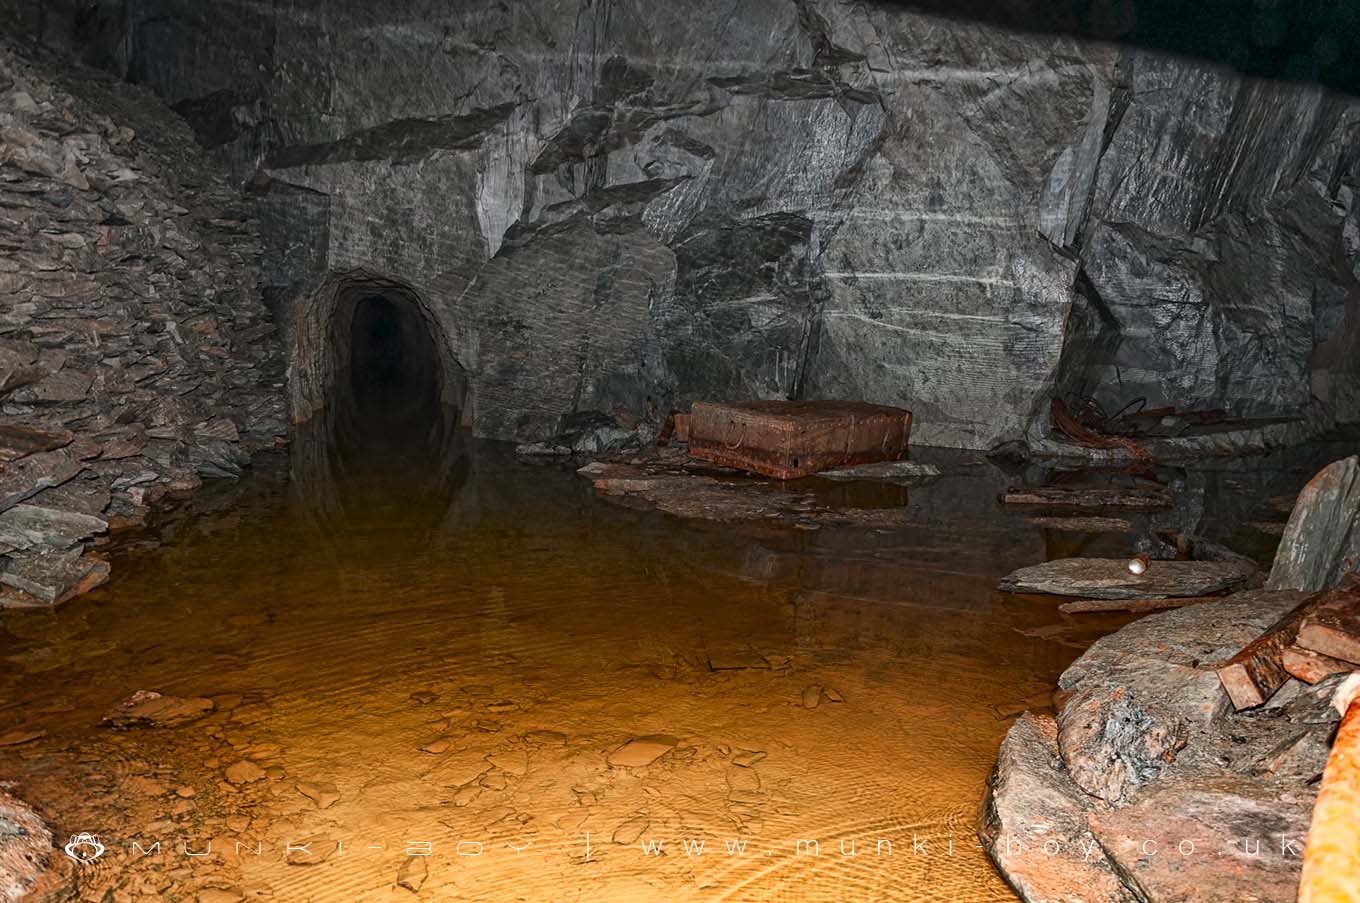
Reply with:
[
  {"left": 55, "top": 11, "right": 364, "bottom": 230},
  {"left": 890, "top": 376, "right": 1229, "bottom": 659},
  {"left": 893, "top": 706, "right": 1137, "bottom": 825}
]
[
  {"left": 0, "top": 38, "right": 286, "bottom": 607},
  {"left": 7, "top": 0, "right": 1360, "bottom": 451}
]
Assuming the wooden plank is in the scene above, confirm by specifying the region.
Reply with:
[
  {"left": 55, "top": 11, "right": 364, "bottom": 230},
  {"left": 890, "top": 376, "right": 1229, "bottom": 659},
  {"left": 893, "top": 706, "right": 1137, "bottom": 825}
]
[
  {"left": 1296, "top": 576, "right": 1360, "bottom": 664},
  {"left": 1058, "top": 595, "right": 1224, "bottom": 615},
  {"left": 1283, "top": 645, "right": 1355, "bottom": 685},
  {"left": 1214, "top": 580, "right": 1357, "bottom": 710},
  {"left": 1215, "top": 596, "right": 1322, "bottom": 710},
  {"left": 1000, "top": 486, "right": 1172, "bottom": 510},
  {"left": 1300, "top": 675, "right": 1360, "bottom": 903}
]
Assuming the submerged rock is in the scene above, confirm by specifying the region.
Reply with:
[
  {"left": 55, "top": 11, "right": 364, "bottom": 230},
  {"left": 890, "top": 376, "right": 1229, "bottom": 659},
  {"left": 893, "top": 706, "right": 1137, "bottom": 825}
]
[
  {"left": 607, "top": 735, "right": 678, "bottom": 768},
  {"left": 103, "top": 690, "right": 215, "bottom": 728}
]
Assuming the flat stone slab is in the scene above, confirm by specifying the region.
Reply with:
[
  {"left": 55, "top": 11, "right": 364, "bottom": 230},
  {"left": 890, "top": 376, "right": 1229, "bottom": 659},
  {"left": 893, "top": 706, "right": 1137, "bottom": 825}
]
[
  {"left": 1089, "top": 774, "right": 1311, "bottom": 903},
  {"left": 607, "top": 735, "right": 678, "bottom": 768},
  {"left": 815, "top": 460, "right": 941, "bottom": 484},
  {"left": 577, "top": 454, "right": 917, "bottom": 529},
  {"left": 0, "top": 503, "right": 106, "bottom": 551},
  {"left": 1000, "top": 558, "right": 1259, "bottom": 600},
  {"left": 103, "top": 690, "right": 215, "bottom": 728}
]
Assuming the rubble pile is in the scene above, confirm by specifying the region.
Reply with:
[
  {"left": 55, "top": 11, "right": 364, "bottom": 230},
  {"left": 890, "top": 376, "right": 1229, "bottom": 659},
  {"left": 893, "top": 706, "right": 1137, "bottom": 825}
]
[
  {"left": 0, "top": 40, "right": 286, "bottom": 608},
  {"left": 981, "top": 458, "right": 1360, "bottom": 903}
]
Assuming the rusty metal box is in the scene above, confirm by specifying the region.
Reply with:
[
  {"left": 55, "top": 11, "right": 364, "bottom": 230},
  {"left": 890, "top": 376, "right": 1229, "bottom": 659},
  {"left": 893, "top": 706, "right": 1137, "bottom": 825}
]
[{"left": 688, "top": 400, "right": 913, "bottom": 479}]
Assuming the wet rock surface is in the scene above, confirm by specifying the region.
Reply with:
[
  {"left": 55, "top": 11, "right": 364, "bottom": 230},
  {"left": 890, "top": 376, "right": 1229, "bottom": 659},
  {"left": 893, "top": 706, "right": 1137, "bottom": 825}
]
[
  {"left": 0, "top": 39, "right": 286, "bottom": 607},
  {"left": 0, "top": 786, "right": 50, "bottom": 903},
  {"left": 1000, "top": 558, "right": 1260, "bottom": 600},
  {"left": 982, "top": 590, "right": 1341, "bottom": 902}
]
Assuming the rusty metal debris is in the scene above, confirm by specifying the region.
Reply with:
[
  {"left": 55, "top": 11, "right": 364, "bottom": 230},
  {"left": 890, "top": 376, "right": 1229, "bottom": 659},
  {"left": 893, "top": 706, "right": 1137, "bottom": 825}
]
[
  {"left": 688, "top": 401, "right": 912, "bottom": 480},
  {"left": 1051, "top": 398, "right": 1155, "bottom": 461},
  {"left": 1300, "top": 671, "right": 1360, "bottom": 903}
]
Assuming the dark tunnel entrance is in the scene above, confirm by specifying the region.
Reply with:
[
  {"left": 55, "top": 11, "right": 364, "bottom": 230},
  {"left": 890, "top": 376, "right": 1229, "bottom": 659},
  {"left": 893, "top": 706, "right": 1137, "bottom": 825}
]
[
  {"left": 289, "top": 273, "right": 472, "bottom": 519},
  {"left": 346, "top": 294, "right": 444, "bottom": 434},
  {"left": 316, "top": 284, "right": 467, "bottom": 483}
]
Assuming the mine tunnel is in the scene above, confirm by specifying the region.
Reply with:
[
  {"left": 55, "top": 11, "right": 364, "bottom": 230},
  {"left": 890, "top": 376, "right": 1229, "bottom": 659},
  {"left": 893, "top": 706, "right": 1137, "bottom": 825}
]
[
  {"left": 345, "top": 293, "right": 444, "bottom": 434},
  {"left": 320, "top": 287, "right": 464, "bottom": 478}
]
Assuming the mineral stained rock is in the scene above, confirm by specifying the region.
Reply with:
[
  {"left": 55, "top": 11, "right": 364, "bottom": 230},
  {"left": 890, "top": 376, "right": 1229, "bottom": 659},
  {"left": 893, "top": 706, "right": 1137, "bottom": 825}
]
[
  {"left": 984, "top": 592, "right": 1337, "bottom": 903},
  {"left": 1267, "top": 456, "right": 1360, "bottom": 593},
  {"left": 0, "top": 787, "right": 52, "bottom": 903},
  {"left": 979, "top": 712, "right": 1137, "bottom": 903}
]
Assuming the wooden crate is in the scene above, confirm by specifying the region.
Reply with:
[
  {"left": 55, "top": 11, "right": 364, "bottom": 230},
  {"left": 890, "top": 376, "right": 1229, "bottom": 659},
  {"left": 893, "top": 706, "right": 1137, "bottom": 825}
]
[{"left": 688, "top": 400, "right": 912, "bottom": 480}]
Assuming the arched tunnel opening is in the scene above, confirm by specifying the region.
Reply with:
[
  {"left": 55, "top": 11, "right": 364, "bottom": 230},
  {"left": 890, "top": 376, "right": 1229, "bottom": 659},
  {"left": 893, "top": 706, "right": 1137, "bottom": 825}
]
[
  {"left": 291, "top": 276, "right": 469, "bottom": 500},
  {"left": 345, "top": 293, "right": 444, "bottom": 436}
]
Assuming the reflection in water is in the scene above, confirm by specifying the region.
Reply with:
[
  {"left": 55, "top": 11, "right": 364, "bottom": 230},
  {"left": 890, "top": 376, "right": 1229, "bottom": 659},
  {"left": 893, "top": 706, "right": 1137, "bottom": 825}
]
[
  {"left": 290, "top": 291, "right": 469, "bottom": 534},
  {"left": 0, "top": 435, "right": 1346, "bottom": 902}
]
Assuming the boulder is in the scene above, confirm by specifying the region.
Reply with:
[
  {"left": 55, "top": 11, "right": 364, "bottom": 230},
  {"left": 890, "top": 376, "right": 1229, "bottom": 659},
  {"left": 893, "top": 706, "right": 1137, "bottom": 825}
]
[
  {"left": 979, "top": 712, "right": 1137, "bottom": 903},
  {"left": 1267, "top": 456, "right": 1360, "bottom": 592},
  {"left": 985, "top": 591, "right": 1338, "bottom": 902},
  {"left": 1055, "top": 590, "right": 1310, "bottom": 803}
]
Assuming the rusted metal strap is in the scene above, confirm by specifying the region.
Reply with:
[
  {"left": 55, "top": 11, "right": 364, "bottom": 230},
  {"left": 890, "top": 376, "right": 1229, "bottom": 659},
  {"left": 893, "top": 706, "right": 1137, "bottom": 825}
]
[{"left": 1300, "top": 673, "right": 1360, "bottom": 903}]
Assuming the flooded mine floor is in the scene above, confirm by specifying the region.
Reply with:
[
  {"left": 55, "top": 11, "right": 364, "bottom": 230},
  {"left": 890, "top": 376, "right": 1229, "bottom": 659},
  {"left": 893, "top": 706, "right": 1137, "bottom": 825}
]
[{"left": 2, "top": 436, "right": 1316, "bottom": 903}]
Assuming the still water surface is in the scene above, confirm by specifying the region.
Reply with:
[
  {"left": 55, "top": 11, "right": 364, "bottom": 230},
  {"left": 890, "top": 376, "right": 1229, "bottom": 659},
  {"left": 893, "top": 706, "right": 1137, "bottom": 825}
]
[{"left": 7, "top": 434, "right": 1299, "bottom": 902}]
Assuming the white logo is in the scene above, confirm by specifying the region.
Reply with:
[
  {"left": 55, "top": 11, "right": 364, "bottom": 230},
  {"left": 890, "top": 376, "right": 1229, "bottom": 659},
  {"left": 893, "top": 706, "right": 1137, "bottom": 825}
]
[{"left": 64, "top": 833, "right": 106, "bottom": 864}]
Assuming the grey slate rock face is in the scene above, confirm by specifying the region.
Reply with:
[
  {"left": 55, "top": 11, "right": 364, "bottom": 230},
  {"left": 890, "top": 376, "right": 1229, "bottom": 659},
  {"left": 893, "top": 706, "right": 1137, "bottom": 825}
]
[
  {"left": 7, "top": 1, "right": 1360, "bottom": 455},
  {"left": 66, "top": 0, "right": 1356, "bottom": 451},
  {"left": 1267, "top": 455, "right": 1360, "bottom": 592}
]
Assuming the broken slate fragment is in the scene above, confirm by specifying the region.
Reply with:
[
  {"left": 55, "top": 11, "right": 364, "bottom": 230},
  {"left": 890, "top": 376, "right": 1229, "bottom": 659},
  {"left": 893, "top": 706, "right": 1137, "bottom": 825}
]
[
  {"left": 396, "top": 855, "right": 428, "bottom": 892},
  {"left": 607, "top": 735, "right": 678, "bottom": 768},
  {"left": 1, "top": 548, "right": 109, "bottom": 605},
  {"left": 0, "top": 424, "right": 72, "bottom": 463},
  {"left": 0, "top": 503, "right": 106, "bottom": 551},
  {"left": 295, "top": 781, "right": 341, "bottom": 809},
  {"left": 0, "top": 446, "right": 85, "bottom": 512}
]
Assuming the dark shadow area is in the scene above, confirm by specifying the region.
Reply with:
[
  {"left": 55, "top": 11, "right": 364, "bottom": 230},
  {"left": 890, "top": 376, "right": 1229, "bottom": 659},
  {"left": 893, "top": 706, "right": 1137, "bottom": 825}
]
[
  {"left": 8, "top": 0, "right": 1354, "bottom": 98},
  {"left": 288, "top": 286, "right": 469, "bottom": 531},
  {"left": 886, "top": 0, "right": 1360, "bottom": 93},
  {"left": 346, "top": 294, "right": 443, "bottom": 439}
]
